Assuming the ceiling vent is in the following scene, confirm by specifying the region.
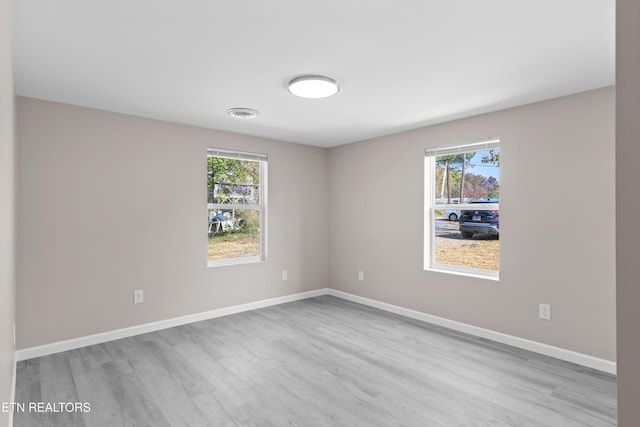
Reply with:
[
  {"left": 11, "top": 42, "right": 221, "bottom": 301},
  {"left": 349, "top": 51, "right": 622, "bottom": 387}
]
[{"left": 227, "top": 108, "right": 259, "bottom": 119}]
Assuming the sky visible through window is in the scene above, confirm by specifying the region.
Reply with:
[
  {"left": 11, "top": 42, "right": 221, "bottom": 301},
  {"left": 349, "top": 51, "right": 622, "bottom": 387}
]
[{"left": 465, "top": 149, "right": 500, "bottom": 183}]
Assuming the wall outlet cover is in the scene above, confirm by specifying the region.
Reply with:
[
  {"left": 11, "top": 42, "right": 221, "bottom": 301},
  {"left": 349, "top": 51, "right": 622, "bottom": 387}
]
[
  {"left": 134, "top": 289, "right": 144, "bottom": 304},
  {"left": 539, "top": 303, "right": 551, "bottom": 320}
]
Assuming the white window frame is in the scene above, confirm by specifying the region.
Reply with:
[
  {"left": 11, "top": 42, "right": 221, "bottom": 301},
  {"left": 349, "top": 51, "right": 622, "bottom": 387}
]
[
  {"left": 207, "top": 148, "right": 268, "bottom": 267},
  {"left": 424, "top": 139, "right": 500, "bottom": 280}
]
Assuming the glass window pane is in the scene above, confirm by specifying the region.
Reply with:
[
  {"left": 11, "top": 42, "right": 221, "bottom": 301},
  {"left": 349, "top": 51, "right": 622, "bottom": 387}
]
[
  {"left": 428, "top": 144, "right": 500, "bottom": 275},
  {"left": 208, "top": 157, "right": 260, "bottom": 204},
  {"left": 208, "top": 209, "right": 261, "bottom": 261},
  {"left": 434, "top": 210, "right": 500, "bottom": 272},
  {"left": 434, "top": 148, "right": 500, "bottom": 204}
]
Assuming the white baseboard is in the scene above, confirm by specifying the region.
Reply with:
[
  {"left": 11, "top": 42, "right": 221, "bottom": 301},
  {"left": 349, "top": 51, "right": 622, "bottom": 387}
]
[
  {"left": 15, "top": 287, "right": 616, "bottom": 376},
  {"left": 15, "top": 288, "right": 328, "bottom": 362},
  {"left": 327, "top": 289, "right": 616, "bottom": 375}
]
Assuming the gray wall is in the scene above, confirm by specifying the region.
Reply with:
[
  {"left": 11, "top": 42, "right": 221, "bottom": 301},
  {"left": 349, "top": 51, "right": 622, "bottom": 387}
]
[
  {"left": 328, "top": 87, "right": 616, "bottom": 361},
  {"left": 16, "top": 97, "right": 329, "bottom": 349},
  {"left": 616, "top": 0, "right": 640, "bottom": 424},
  {"left": 0, "top": 0, "right": 15, "bottom": 424}
]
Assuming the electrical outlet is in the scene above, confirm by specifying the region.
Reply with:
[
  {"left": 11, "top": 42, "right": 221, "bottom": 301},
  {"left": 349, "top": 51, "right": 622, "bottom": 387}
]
[
  {"left": 133, "top": 289, "right": 144, "bottom": 304},
  {"left": 282, "top": 270, "right": 288, "bottom": 281},
  {"left": 358, "top": 270, "right": 365, "bottom": 281},
  {"left": 539, "top": 303, "right": 551, "bottom": 320}
]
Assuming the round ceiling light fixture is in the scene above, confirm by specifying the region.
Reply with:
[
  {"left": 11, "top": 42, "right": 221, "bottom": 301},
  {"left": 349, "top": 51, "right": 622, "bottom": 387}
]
[
  {"left": 227, "top": 107, "right": 259, "bottom": 119},
  {"left": 288, "top": 75, "right": 339, "bottom": 99}
]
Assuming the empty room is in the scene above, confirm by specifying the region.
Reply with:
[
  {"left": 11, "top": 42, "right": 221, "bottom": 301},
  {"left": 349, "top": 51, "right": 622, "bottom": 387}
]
[{"left": 2, "top": 1, "right": 640, "bottom": 426}]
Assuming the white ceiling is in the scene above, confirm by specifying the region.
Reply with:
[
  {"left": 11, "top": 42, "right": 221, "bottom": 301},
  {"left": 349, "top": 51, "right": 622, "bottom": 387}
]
[{"left": 12, "top": 0, "right": 615, "bottom": 148}]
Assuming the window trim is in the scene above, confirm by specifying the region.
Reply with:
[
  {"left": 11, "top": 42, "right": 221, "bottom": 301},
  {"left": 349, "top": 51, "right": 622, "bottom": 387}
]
[
  {"left": 207, "top": 148, "right": 268, "bottom": 267},
  {"left": 424, "top": 140, "right": 500, "bottom": 279}
]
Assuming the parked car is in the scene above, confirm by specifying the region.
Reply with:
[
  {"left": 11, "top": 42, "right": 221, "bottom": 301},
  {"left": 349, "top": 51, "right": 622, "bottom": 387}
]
[
  {"left": 459, "top": 199, "right": 499, "bottom": 239},
  {"left": 443, "top": 209, "right": 461, "bottom": 221}
]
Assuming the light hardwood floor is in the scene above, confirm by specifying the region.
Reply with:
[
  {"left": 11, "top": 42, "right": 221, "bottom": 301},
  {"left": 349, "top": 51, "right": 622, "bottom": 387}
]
[{"left": 14, "top": 296, "right": 616, "bottom": 426}]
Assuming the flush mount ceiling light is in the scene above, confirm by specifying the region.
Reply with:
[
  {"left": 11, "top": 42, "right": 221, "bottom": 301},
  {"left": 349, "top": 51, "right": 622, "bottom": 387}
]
[
  {"left": 288, "top": 75, "right": 339, "bottom": 99},
  {"left": 227, "top": 107, "right": 259, "bottom": 119}
]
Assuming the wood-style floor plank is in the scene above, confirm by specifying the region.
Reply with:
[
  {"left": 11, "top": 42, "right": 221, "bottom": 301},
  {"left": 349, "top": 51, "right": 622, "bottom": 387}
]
[{"left": 14, "top": 296, "right": 616, "bottom": 426}]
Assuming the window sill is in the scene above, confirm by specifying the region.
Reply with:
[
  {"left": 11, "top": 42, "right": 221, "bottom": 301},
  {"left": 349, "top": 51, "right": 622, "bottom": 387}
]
[
  {"left": 425, "top": 265, "right": 499, "bottom": 281},
  {"left": 207, "top": 256, "right": 264, "bottom": 268}
]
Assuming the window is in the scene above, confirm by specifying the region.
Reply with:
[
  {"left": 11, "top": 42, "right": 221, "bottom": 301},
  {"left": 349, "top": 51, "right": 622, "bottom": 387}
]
[
  {"left": 424, "top": 140, "right": 500, "bottom": 279},
  {"left": 207, "top": 148, "right": 267, "bottom": 266}
]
